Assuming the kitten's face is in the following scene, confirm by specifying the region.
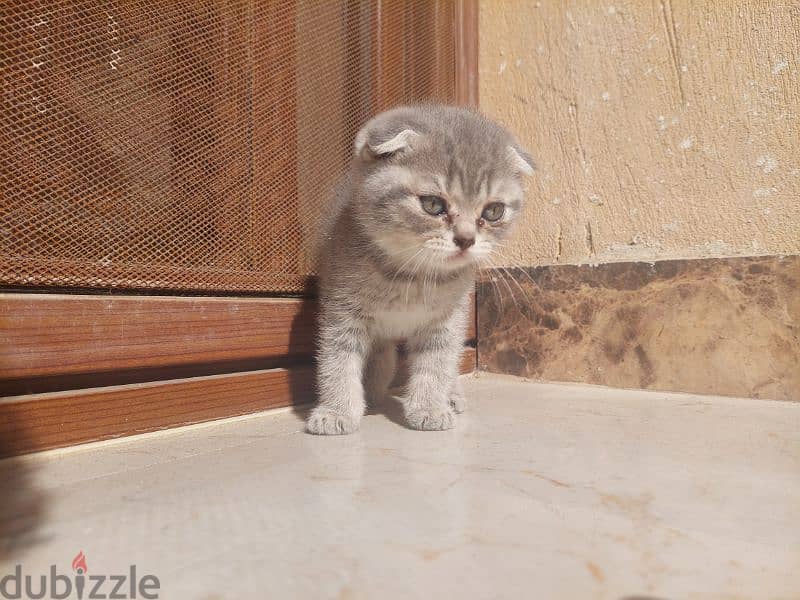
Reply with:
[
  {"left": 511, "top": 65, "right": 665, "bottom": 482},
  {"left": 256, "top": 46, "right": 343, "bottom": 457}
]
[{"left": 352, "top": 106, "right": 533, "bottom": 275}]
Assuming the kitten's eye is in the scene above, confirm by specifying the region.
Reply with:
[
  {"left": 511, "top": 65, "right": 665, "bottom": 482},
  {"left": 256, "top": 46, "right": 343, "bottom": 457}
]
[
  {"left": 420, "top": 195, "right": 446, "bottom": 216},
  {"left": 481, "top": 202, "right": 505, "bottom": 222}
]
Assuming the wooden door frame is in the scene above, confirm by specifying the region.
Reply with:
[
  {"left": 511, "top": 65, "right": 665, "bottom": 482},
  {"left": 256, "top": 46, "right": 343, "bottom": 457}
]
[{"left": 455, "top": 0, "right": 479, "bottom": 107}]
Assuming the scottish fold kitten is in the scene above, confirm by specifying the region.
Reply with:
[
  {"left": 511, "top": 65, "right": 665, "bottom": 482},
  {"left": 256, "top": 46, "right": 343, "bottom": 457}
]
[{"left": 308, "top": 105, "right": 533, "bottom": 435}]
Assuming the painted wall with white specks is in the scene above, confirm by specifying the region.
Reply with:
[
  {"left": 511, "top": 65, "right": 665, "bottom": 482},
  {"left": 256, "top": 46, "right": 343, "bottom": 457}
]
[{"left": 479, "top": 0, "right": 800, "bottom": 265}]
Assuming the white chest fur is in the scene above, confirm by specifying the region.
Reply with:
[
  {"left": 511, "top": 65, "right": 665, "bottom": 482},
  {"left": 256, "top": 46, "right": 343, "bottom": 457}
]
[{"left": 372, "top": 304, "right": 439, "bottom": 339}]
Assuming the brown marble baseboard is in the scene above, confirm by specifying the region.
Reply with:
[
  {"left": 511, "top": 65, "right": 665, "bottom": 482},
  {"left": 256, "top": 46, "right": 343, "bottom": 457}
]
[{"left": 477, "top": 256, "right": 799, "bottom": 401}]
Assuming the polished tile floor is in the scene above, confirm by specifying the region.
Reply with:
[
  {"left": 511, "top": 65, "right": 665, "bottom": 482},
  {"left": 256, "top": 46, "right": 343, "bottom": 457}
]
[{"left": 2, "top": 375, "right": 798, "bottom": 599}]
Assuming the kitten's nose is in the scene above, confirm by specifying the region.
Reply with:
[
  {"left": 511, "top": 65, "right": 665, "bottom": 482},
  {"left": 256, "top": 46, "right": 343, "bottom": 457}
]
[{"left": 453, "top": 234, "right": 475, "bottom": 250}]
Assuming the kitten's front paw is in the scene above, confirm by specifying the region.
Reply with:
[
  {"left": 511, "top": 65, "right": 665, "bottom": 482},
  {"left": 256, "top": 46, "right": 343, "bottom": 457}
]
[
  {"left": 306, "top": 407, "right": 360, "bottom": 435},
  {"left": 405, "top": 405, "right": 456, "bottom": 431}
]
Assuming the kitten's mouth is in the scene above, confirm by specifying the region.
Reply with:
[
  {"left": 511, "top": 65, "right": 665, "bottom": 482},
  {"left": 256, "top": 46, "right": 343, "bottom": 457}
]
[{"left": 448, "top": 249, "right": 471, "bottom": 262}]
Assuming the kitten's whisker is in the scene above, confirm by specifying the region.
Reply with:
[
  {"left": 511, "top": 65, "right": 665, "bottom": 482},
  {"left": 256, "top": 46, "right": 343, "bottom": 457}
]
[
  {"left": 498, "top": 266, "right": 532, "bottom": 307},
  {"left": 490, "top": 271, "right": 506, "bottom": 312},
  {"left": 485, "top": 250, "right": 543, "bottom": 306},
  {"left": 482, "top": 257, "right": 519, "bottom": 310},
  {"left": 481, "top": 257, "right": 506, "bottom": 312},
  {"left": 482, "top": 249, "right": 543, "bottom": 298},
  {"left": 487, "top": 257, "right": 519, "bottom": 310},
  {"left": 507, "top": 264, "right": 543, "bottom": 292},
  {"left": 405, "top": 250, "right": 428, "bottom": 304},
  {"left": 403, "top": 255, "right": 420, "bottom": 304},
  {"left": 390, "top": 246, "right": 425, "bottom": 288},
  {"left": 422, "top": 254, "right": 436, "bottom": 305}
]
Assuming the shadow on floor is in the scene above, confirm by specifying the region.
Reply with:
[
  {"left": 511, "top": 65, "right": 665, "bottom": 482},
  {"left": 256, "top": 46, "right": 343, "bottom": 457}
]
[
  {"left": 285, "top": 297, "right": 411, "bottom": 432},
  {"left": 0, "top": 430, "right": 48, "bottom": 560}
]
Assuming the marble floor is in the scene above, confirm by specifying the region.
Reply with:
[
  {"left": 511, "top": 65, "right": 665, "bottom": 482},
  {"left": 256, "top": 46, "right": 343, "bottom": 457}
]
[{"left": 2, "top": 375, "right": 798, "bottom": 599}]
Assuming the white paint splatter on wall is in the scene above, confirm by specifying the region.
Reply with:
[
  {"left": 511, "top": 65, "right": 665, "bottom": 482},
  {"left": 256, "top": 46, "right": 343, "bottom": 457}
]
[
  {"left": 772, "top": 59, "right": 789, "bottom": 75},
  {"left": 679, "top": 136, "right": 695, "bottom": 150},
  {"left": 755, "top": 155, "right": 778, "bottom": 173},
  {"left": 753, "top": 187, "right": 775, "bottom": 198}
]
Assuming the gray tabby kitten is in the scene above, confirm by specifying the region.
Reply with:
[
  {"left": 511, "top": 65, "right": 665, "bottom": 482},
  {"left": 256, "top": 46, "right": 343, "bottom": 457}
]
[{"left": 308, "top": 105, "right": 533, "bottom": 435}]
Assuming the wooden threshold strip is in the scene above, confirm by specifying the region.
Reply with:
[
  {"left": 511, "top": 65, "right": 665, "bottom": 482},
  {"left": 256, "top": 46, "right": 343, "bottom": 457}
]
[
  {"left": 0, "top": 293, "right": 317, "bottom": 380},
  {"left": 0, "top": 348, "right": 476, "bottom": 457},
  {"left": 0, "top": 366, "right": 312, "bottom": 458},
  {"left": 0, "top": 292, "right": 476, "bottom": 385}
]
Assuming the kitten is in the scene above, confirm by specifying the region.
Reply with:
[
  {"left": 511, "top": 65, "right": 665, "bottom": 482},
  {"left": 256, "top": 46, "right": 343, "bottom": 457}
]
[{"left": 307, "top": 104, "right": 533, "bottom": 435}]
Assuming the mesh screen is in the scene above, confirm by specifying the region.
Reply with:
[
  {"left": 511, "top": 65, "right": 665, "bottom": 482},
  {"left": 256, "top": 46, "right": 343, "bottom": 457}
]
[{"left": 1, "top": 0, "right": 456, "bottom": 293}]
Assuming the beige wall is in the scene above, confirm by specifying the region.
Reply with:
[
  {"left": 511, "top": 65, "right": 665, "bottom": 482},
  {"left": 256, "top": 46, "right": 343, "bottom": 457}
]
[{"left": 479, "top": 0, "right": 799, "bottom": 266}]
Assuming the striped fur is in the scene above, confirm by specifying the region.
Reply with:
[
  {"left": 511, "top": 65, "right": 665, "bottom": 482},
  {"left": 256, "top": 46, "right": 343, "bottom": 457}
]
[{"left": 307, "top": 105, "right": 533, "bottom": 434}]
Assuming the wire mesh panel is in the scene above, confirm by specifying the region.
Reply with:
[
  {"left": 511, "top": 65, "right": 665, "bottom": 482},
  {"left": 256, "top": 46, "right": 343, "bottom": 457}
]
[{"left": 1, "top": 0, "right": 456, "bottom": 293}]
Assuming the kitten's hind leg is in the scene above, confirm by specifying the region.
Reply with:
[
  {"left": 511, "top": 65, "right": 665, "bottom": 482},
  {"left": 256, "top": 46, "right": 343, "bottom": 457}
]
[
  {"left": 307, "top": 318, "right": 369, "bottom": 435},
  {"left": 364, "top": 341, "right": 398, "bottom": 409}
]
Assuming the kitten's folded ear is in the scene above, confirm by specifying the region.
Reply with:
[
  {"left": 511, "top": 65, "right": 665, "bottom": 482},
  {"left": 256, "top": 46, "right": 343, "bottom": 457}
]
[
  {"left": 507, "top": 144, "right": 535, "bottom": 177},
  {"left": 354, "top": 111, "right": 421, "bottom": 161}
]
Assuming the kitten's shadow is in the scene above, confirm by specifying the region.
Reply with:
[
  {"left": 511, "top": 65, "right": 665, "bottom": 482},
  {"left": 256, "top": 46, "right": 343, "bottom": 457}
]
[
  {"left": 365, "top": 344, "right": 412, "bottom": 429},
  {"left": 287, "top": 308, "right": 413, "bottom": 431},
  {"left": 365, "top": 388, "right": 409, "bottom": 429},
  {"left": 286, "top": 299, "right": 320, "bottom": 425}
]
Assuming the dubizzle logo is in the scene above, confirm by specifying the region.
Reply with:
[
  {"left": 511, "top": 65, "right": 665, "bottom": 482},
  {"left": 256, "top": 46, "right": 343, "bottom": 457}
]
[
  {"left": 71, "top": 552, "right": 88, "bottom": 574},
  {"left": 0, "top": 551, "right": 160, "bottom": 599}
]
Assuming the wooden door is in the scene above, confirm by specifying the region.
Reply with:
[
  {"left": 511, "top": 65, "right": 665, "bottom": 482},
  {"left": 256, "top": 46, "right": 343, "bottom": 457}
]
[{"left": 0, "top": 0, "right": 477, "bottom": 456}]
